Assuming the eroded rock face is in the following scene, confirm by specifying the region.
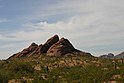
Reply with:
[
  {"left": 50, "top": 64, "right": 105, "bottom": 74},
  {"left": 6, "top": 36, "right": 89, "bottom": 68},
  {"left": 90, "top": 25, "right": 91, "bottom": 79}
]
[
  {"left": 10, "top": 43, "right": 38, "bottom": 58},
  {"left": 47, "top": 38, "right": 75, "bottom": 56},
  {"left": 39, "top": 35, "right": 59, "bottom": 53}
]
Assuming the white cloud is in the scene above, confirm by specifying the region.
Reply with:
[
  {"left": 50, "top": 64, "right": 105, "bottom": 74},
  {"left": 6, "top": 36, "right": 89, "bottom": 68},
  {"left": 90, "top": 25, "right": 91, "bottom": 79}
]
[
  {"left": 5, "top": 12, "right": 124, "bottom": 55},
  {"left": 0, "top": 34, "right": 7, "bottom": 40}
]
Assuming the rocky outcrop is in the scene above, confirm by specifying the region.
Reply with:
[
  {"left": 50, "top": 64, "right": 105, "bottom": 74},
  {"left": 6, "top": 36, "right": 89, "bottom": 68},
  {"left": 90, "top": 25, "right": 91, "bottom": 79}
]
[
  {"left": 99, "top": 52, "right": 124, "bottom": 59},
  {"left": 47, "top": 38, "right": 75, "bottom": 56},
  {"left": 100, "top": 53, "right": 114, "bottom": 58},
  {"left": 39, "top": 35, "right": 59, "bottom": 53},
  {"left": 9, "top": 43, "right": 38, "bottom": 58},
  {"left": 9, "top": 35, "right": 93, "bottom": 59},
  {"left": 115, "top": 52, "right": 124, "bottom": 59}
]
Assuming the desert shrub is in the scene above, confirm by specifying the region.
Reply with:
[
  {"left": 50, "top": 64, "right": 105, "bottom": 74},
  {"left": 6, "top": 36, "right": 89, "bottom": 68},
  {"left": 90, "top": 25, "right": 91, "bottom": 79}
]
[
  {"left": 0, "top": 56, "right": 124, "bottom": 82},
  {"left": 0, "top": 70, "right": 13, "bottom": 83}
]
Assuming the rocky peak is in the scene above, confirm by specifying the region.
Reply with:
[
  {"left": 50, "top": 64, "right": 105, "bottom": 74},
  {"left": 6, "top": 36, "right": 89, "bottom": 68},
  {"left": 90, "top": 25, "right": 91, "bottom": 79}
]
[
  {"left": 9, "top": 35, "right": 92, "bottom": 59},
  {"left": 9, "top": 42, "right": 38, "bottom": 58},
  {"left": 47, "top": 37, "right": 75, "bottom": 56},
  {"left": 39, "top": 35, "right": 59, "bottom": 53},
  {"left": 30, "top": 42, "right": 38, "bottom": 47},
  {"left": 100, "top": 53, "right": 114, "bottom": 58},
  {"left": 46, "top": 35, "right": 59, "bottom": 44}
]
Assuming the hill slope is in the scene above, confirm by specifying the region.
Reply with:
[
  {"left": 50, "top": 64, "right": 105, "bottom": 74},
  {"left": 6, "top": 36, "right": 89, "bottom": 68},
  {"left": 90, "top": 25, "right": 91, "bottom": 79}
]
[
  {"left": 1, "top": 55, "right": 124, "bottom": 83},
  {"left": 115, "top": 51, "right": 124, "bottom": 59}
]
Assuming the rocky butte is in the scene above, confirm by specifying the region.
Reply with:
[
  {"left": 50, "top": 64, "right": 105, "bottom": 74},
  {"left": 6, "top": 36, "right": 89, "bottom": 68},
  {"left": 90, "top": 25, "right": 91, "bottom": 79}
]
[{"left": 9, "top": 35, "right": 92, "bottom": 59}]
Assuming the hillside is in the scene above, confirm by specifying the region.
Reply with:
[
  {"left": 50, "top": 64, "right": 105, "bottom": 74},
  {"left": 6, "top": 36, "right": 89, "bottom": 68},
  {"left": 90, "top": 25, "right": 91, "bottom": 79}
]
[
  {"left": 1, "top": 55, "right": 124, "bottom": 83},
  {"left": 115, "top": 52, "right": 124, "bottom": 59}
]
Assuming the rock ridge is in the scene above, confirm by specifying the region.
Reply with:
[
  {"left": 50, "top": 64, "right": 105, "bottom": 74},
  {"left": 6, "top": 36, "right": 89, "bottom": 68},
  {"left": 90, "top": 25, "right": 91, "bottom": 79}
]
[{"left": 9, "top": 35, "right": 92, "bottom": 59}]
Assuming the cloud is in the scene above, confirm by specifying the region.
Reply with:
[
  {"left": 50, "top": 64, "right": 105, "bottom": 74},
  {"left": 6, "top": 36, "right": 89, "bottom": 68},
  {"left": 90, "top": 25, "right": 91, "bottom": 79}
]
[
  {"left": 5, "top": 12, "right": 124, "bottom": 55},
  {"left": 24, "top": 0, "right": 124, "bottom": 22}
]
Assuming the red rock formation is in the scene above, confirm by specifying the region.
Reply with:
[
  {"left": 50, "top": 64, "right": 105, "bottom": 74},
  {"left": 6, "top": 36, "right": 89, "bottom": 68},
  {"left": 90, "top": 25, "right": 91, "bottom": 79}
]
[
  {"left": 47, "top": 38, "right": 75, "bottom": 56},
  {"left": 9, "top": 35, "right": 93, "bottom": 59},
  {"left": 10, "top": 42, "right": 38, "bottom": 58},
  {"left": 39, "top": 35, "right": 59, "bottom": 53}
]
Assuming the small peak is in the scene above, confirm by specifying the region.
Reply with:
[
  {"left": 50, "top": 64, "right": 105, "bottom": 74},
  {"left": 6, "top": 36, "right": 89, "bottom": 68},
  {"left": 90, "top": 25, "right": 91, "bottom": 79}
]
[
  {"left": 39, "top": 44, "right": 42, "bottom": 47},
  {"left": 60, "top": 37, "right": 65, "bottom": 40},
  {"left": 46, "top": 35, "right": 59, "bottom": 44},
  {"left": 59, "top": 37, "right": 70, "bottom": 43},
  {"left": 30, "top": 42, "right": 38, "bottom": 46},
  {"left": 39, "top": 34, "right": 59, "bottom": 53},
  {"left": 54, "top": 34, "right": 59, "bottom": 37},
  {"left": 53, "top": 34, "right": 59, "bottom": 40}
]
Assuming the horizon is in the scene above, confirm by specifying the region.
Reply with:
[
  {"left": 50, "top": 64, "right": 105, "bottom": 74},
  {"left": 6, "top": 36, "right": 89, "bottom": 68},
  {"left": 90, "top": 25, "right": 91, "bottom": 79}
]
[{"left": 0, "top": 0, "right": 124, "bottom": 59}]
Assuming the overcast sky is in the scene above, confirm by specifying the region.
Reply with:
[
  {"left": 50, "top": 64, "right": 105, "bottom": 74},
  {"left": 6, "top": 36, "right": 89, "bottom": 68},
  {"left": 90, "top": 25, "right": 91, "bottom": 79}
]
[{"left": 0, "top": 0, "right": 124, "bottom": 59}]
